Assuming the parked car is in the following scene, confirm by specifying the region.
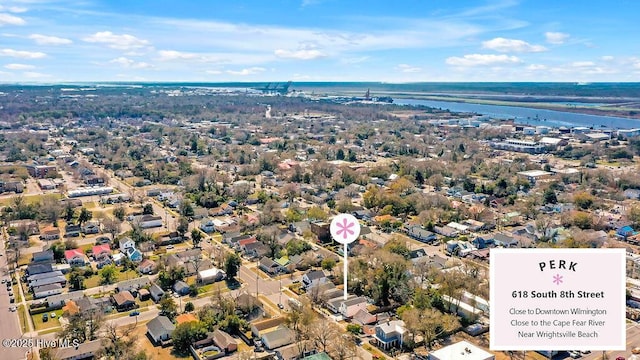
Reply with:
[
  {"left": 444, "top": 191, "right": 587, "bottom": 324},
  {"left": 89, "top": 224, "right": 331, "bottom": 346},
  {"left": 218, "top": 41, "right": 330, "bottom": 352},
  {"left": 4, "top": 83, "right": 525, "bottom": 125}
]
[
  {"left": 9, "top": 306, "right": 16, "bottom": 312},
  {"left": 277, "top": 303, "right": 284, "bottom": 309},
  {"left": 42, "top": 313, "right": 48, "bottom": 322},
  {"left": 96, "top": 236, "right": 111, "bottom": 244},
  {"left": 50, "top": 312, "right": 56, "bottom": 318},
  {"left": 166, "top": 245, "right": 174, "bottom": 249},
  {"left": 9, "top": 297, "right": 15, "bottom": 303},
  {"left": 129, "top": 311, "right": 140, "bottom": 316}
]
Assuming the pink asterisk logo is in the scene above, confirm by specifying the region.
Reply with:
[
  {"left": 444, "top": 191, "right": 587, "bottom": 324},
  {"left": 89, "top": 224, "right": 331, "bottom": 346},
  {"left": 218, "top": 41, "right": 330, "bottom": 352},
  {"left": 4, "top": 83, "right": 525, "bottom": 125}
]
[
  {"left": 552, "top": 274, "right": 563, "bottom": 285},
  {"left": 336, "top": 217, "right": 355, "bottom": 240}
]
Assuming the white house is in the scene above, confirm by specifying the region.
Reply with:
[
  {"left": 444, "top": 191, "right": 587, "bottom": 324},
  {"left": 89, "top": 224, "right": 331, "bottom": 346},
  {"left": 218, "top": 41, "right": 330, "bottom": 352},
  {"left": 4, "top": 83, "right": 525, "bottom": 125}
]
[
  {"left": 339, "top": 296, "right": 368, "bottom": 318},
  {"left": 302, "top": 270, "right": 327, "bottom": 291},
  {"left": 197, "top": 268, "right": 226, "bottom": 285},
  {"left": 374, "top": 320, "right": 406, "bottom": 350},
  {"left": 119, "top": 237, "right": 135, "bottom": 253},
  {"left": 134, "top": 215, "right": 163, "bottom": 229},
  {"left": 33, "top": 283, "right": 63, "bottom": 299}
]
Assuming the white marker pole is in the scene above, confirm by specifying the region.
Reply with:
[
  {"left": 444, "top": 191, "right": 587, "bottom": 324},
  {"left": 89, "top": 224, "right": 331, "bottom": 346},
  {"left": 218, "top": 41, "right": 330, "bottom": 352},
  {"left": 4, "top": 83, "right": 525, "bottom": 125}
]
[
  {"left": 330, "top": 214, "right": 360, "bottom": 302},
  {"left": 343, "top": 243, "right": 348, "bottom": 300}
]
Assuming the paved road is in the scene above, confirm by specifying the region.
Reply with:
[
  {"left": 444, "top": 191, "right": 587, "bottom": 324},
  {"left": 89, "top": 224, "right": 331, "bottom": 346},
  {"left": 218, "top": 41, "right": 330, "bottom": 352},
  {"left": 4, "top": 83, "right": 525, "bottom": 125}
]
[
  {"left": 0, "top": 240, "right": 31, "bottom": 360},
  {"left": 580, "top": 321, "right": 640, "bottom": 360}
]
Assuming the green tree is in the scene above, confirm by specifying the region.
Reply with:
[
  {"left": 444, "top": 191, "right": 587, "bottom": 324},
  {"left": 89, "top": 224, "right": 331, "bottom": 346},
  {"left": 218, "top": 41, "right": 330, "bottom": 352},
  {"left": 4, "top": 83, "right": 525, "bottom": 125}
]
[
  {"left": 64, "top": 204, "right": 75, "bottom": 222},
  {"left": 184, "top": 302, "right": 195, "bottom": 312},
  {"left": 172, "top": 321, "right": 207, "bottom": 354},
  {"left": 573, "top": 191, "right": 595, "bottom": 209},
  {"left": 113, "top": 205, "right": 126, "bottom": 221},
  {"left": 224, "top": 253, "right": 241, "bottom": 279},
  {"left": 69, "top": 268, "right": 86, "bottom": 290},
  {"left": 50, "top": 242, "right": 66, "bottom": 261},
  {"left": 159, "top": 294, "right": 178, "bottom": 320},
  {"left": 307, "top": 206, "right": 328, "bottom": 221},
  {"left": 572, "top": 211, "right": 593, "bottom": 229},
  {"left": 543, "top": 188, "right": 558, "bottom": 204},
  {"left": 346, "top": 324, "right": 362, "bottom": 335},
  {"left": 285, "top": 208, "right": 304, "bottom": 223},
  {"left": 78, "top": 207, "right": 92, "bottom": 226},
  {"left": 321, "top": 258, "right": 336, "bottom": 274},
  {"left": 99, "top": 264, "right": 118, "bottom": 285},
  {"left": 190, "top": 228, "right": 203, "bottom": 248},
  {"left": 143, "top": 203, "right": 154, "bottom": 215},
  {"left": 177, "top": 216, "right": 189, "bottom": 238},
  {"left": 180, "top": 199, "right": 194, "bottom": 218}
]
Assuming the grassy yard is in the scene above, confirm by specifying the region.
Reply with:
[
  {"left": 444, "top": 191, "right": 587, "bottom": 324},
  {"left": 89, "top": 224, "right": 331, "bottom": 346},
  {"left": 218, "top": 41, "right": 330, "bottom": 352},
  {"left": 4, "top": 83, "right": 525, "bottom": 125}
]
[
  {"left": 137, "top": 299, "right": 155, "bottom": 308},
  {"left": 79, "top": 243, "right": 93, "bottom": 252},
  {"left": 84, "top": 269, "right": 140, "bottom": 289},
  {"left": 38, "top": 328, "right": 60, "bottom": 336},
  {"left": 31, "top": 309, "right": 64, "bottom": 331},
  {"left": 195, "top": 282, "right": 229, "bottom": 298},
  {"left": 16, "top": 305, "right": 28, "bottom": 333},
  {"left": 18, "top": 253, "right": 31, "bottom": 267},
  {"left": 0, "top": 193, "right": 62, "bottom": 207},
  {"left": 12, "top": 283, "right": 22, "bottom": 303}
]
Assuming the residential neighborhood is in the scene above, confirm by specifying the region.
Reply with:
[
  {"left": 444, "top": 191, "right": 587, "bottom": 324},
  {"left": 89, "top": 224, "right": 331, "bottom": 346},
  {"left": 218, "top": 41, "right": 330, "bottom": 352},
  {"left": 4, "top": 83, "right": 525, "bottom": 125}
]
[{"left": 0, "top": 83, "right": 640, "bottom": 360}]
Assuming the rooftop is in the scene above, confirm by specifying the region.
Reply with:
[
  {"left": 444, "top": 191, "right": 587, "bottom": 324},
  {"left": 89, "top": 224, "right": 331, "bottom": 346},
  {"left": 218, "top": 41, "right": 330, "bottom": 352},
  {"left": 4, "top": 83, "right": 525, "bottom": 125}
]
[{"left": 429, "top": 340, "right": 494, "bottom": 360}]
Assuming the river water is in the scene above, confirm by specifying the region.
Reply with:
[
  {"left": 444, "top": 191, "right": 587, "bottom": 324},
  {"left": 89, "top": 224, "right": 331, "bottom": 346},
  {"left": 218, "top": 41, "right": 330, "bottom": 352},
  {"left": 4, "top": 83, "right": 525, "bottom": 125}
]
[{"left": 395, "top": 98, "right": 640, "bottom": 129}]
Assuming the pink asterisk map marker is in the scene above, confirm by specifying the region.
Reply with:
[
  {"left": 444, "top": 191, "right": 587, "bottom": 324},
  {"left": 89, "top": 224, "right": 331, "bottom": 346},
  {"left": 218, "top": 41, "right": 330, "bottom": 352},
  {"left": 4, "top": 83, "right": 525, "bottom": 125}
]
[
  {"left": 552, "top": 274, "right": 563, "bottom": 285},
  {"left": 336, "top": 217, "right": 355, "bottom": 240}
]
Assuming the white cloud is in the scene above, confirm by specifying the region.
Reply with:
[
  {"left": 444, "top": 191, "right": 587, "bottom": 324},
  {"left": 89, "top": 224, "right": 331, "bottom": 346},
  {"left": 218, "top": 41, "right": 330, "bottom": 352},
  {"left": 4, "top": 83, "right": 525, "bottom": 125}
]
[
  {"left": 526, "top": 64, "right": 547, "bottom": 71},
  {"left": 205, "top": 70, "right": 222, "bottom": 75},
  {"left": 274, "top": 49, "right": 326, "bottom": 60},
  {"left": 341, "top": 56, "right": 369, "bottom": 64},
  {"left": 226, "top": 67, "right": 265, "bottom": 76},
  {"left": 601, "top": 56, "right": 614, "bottom": 61},
  {"left": 157, "top": 50, "right": 198, "bottom": 61},
  {"left": 109, "top": 57, "right": 152, "bottom": 69},
  {"left": 0, "top": 48, "right": 46, "bottom": 59},
  {"left": 0, "top": 13, "right": 26, "bottom": 26},
  {"left": 156, "top": 17, "right": 481, "bottom": 55},
  {"left": 545, "top": 32, "right": 569, "bottom": 45},
  {"left": 0, "top": 5, "right": 28, "bottom": 13},
  {"left": 4, "top": 63, "right": 34, "bottom": 70},
  {"left": 446, "top": 54, "right": 521, "bottom": 67},
  {"left": 482, "top": 37, "right": 546, "bottom": 53},
  {"left": 23, "top": 71, "right": 50, "bottom": 79},
  {"left": 571, "top": 61, "right": 595, "bottom": 67},
  {"left": 29, "top": 34, "right": 72, "bottom": 45},
  {"left": 396, "top": 64, "right": 421, "bottom": 73},
  {"left": 83, "top": 31, "right": 150, "bottom": 50}
]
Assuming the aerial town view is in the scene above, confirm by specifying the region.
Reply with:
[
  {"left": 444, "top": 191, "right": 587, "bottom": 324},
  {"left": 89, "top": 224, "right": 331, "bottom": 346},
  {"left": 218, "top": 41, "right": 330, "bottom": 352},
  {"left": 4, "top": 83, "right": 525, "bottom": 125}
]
[{"left": 1, "top": 1, "right": 640, "bottom": 360}]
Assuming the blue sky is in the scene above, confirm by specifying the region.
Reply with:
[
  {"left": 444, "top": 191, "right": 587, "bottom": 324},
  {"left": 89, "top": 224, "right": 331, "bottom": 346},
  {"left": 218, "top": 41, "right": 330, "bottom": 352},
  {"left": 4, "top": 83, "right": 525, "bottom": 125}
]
[{"left": 0, "top": 0, "right": 639, "bottom": 82}]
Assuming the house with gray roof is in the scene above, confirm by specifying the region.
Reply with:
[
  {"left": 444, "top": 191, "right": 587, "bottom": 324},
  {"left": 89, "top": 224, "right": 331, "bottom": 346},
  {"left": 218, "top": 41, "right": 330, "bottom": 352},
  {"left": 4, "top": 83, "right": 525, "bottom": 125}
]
[
  {"left": 261, "top": 327, "right": 296, "bottom": 350},
  {"left": 147, "top": 316, "right": 175, "bottom": 345},
  {"left": 115, "top": 276, "right": 150, "bottom": 293},
  {"left": 149, "top": 283, "right": 165, "bottom": 303},
  {"left": 53, "top": 339, "right": 103, "bottom": 360}
]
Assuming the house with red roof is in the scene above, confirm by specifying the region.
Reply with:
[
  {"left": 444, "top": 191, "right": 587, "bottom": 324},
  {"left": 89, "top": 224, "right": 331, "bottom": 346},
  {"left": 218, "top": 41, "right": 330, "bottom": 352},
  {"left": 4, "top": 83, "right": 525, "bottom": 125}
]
[
  {"left": 64, "top": 248, "right": 88, "bottom": 267},
  {"left": 92, "top": 244, "right": 112, "bottom": 261}
]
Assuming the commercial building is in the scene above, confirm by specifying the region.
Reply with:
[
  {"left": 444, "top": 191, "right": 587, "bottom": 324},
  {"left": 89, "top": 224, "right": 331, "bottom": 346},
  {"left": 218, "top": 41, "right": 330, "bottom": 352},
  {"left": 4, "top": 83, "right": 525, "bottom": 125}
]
[
  {"left": 67, "top": 186, "right": 114, "bottom": 198},
  {"left": 429, "top": 340, "right": 494, "bottom": 360}
]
